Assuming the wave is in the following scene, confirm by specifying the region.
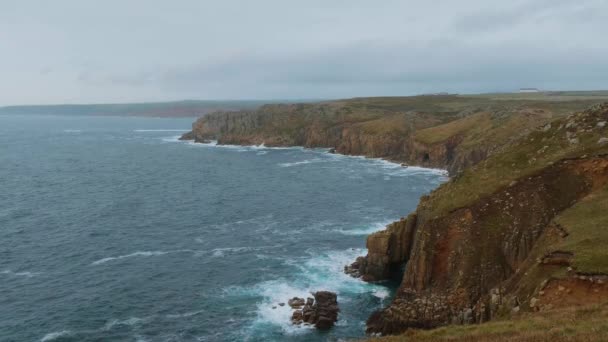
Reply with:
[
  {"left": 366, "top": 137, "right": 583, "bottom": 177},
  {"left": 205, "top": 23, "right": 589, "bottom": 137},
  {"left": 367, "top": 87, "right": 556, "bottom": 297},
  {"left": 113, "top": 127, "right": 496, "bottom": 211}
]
[
  {"left": 332, "top": 220, "right": 392, "bottom": 235},
  {"left": 102, "top": 316, "right": 148, "bottom": 331},
  {"left": 133, "top": 129, "right": 188, "bottom": 132},
  {"left": 236, "top": 248, "right": 391, "bottom": 336},
  {"left": 63, "top": 129, "right": 82, "bottom": 133},
  {"left": 40, "top": 330, "right": 72, "bottom": 342},
  {"left": 211, "top": 245, "right": 281, "bottom": 258},
  {"left": 161, "top": 135, "right": 182, "bottom": 142},
  {"left": 166, "top": 310, "right": 205, "bottom": 319},
  {"left": 91, "top": 250, "right": 194, "bottom": 265},
  {"left": 278, "top": 158, "right": 326, "bottom": 168},
  {"left": 1, "top": 269, "right": 39, "bottom": 278}
]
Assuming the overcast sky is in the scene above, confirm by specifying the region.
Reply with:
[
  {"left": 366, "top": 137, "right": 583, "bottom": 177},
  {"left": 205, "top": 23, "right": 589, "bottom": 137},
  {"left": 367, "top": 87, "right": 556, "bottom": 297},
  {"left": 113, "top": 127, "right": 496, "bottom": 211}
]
[{"left": 1, "top": 0, "right": 607, "bottom": 105}]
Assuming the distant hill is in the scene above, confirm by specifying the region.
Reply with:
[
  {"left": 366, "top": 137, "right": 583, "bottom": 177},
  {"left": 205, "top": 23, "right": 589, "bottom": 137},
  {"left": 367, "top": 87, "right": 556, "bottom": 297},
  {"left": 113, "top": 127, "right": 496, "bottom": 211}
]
[{"left": 0, "top": 99, "right": 319, "bottom": 118}]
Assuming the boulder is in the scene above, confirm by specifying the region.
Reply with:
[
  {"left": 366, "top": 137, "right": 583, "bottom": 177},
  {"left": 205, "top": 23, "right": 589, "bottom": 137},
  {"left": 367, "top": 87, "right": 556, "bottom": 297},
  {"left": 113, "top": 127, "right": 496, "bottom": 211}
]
[
  {"left": 288, "top": 297, "right": 306, "bottom": 308},
  {"left": 291, "top": 310, "right": 303, "bottom": 324},
  {"left": 289, "top": 291, "right": 339, "bottom": 329}
]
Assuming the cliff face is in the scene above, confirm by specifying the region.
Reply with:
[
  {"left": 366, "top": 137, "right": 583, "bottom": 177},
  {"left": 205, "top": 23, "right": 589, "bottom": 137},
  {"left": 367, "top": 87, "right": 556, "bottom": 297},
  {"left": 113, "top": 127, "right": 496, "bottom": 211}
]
[
  {"left": 182, "top": 97, "right": 586, "bottom": 174},
  {"left": 356, "top": 104, "right": 608, "bottom": 335}
]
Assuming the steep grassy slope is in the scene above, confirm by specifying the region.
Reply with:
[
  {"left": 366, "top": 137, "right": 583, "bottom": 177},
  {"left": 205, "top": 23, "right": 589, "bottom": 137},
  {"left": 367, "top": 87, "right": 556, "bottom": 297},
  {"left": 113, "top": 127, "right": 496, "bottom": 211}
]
[
  {"left": 356, "top": 103, "right": 608, "bottom": 336},
  {"left": 369, "top": 303, "right": 608, "bottom": 342}
]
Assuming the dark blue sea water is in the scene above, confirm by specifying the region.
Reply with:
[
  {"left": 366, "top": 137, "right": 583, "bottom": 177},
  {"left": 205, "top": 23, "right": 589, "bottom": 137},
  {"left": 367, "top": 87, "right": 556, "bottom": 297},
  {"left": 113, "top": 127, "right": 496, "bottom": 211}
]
[{"left": 0, "top": 114, "right": 446, "bottom": 342}]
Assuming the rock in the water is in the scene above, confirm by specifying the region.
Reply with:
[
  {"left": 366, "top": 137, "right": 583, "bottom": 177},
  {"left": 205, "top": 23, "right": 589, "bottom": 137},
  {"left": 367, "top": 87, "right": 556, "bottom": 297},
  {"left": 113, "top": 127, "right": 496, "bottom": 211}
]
[
  {"left": 328, "top": 148, "right": 336, "bottom": 154},
  {"left": 306, "top": 297, "right": 314, "bottom": 306},
  {"left": 289, "top": 291, "right": 339, "bottom": 329},
  {"left": 312, "top": 291, "right": 339, "bottom": 330},
  {"left": 288, "top": 297, "right": 305, "bottom": 308},
  {"left": 178, "top": 131, "right": 194, "bottom": 140},
  {"left": 291, "top": 310, "right": 303, "bottom": 324}
]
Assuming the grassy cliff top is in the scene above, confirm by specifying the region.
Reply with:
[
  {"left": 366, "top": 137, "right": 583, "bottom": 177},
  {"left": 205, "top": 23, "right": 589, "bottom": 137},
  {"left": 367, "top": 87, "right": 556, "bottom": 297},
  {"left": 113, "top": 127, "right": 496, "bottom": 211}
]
[
  {"left": 369, "top": 303, "right": 608, "bottom": 342},
  {"left": 421, "top": 103, "right": 608, "bottom": 218}
]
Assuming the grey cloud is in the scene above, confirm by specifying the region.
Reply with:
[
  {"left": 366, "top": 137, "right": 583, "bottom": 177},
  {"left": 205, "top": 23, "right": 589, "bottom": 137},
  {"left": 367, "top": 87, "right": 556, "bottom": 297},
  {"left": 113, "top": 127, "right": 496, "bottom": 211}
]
[{"left": 1, "top": 0, "right": 607, "bottom": 104}]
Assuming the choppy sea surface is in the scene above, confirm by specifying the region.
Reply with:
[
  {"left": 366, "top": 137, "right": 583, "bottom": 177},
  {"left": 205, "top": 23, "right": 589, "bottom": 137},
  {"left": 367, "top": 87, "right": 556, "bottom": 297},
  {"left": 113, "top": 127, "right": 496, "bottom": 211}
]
[{"left": 0, "top": 114, "right": 447, "bottom": 342}]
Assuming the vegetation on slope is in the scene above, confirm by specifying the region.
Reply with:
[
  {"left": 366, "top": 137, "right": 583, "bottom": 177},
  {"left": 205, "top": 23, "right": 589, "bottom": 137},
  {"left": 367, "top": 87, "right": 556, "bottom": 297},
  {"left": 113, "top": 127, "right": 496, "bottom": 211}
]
[
  {"left": 369, "top": 303, "right": 608, "bottom": 342},
  {"left": 420, "top": 103, "right": 608, "bottom": 217}
]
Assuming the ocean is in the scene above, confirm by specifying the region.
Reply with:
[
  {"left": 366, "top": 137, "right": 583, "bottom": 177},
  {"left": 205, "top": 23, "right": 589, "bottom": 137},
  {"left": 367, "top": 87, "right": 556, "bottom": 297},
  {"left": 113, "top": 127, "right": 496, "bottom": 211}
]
[{"left": 0, "top": 114, "right": 446, "bottom": 341}]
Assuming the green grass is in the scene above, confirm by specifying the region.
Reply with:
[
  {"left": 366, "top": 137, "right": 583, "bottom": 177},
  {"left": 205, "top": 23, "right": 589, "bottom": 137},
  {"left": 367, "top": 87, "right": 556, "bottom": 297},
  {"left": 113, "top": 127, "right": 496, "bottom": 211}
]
[
  {"left": 555, "top": 186, "right": 608, "bottom": 274},
  {"left": 368, "top": 303, "right": 608, "bottom": 342},
  {"left": 421, "top": 110, "right": 608, "bottom": 217}
]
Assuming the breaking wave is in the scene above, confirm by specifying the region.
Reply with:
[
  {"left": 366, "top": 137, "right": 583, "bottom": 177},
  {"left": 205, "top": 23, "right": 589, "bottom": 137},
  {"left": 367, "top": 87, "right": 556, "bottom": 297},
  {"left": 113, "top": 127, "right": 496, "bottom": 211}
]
[
  {"left": 91, "top": 250, "right": 195, "bottom": 265},
  {"left": 40, "top": 330, "right": 73, "bottom": 342}
]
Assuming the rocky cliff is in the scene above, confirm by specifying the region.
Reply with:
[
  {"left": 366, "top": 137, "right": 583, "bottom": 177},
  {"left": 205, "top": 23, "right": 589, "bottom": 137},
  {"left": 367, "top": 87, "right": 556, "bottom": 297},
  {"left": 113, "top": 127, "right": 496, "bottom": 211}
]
[
  {"left": 354, "top": 104, "right": 608, "bottom": 335},
  {"left": 182, "top": 96, "right": 600, "bottom": 174},
  {"left": 182, "top": 96, "right": 608, "bottom": 337}
]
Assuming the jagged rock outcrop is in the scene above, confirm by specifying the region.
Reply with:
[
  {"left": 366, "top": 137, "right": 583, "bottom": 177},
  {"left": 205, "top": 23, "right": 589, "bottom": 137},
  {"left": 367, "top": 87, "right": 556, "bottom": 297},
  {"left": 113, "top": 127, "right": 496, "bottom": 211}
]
[
  {"left": 345, "top": 214, "right": 417, "bottom": 281},
  {"left": 290, "top": 291, "right": 339, "bottom": 329}
]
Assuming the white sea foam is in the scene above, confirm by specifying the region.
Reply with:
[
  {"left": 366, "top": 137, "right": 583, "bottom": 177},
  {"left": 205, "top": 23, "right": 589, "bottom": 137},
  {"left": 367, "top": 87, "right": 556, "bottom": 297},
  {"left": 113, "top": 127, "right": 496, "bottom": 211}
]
[
  {"left": 102, "top": 316, "right": 147, "bottom": 331},
  {"left": 40, "top": 330, "right": 72, "bottom": 342},
  {"left": 91, "top": 250, "right": 194, "bottom": 265},
  {"left": 1, "top": 269, "right": 39, "bottom": 278},
  {"left": 244, "top": 248, "right": 391, "bottom": 335},
  {"left": 134, "top": 129, "right": 188, "bottom": 132},
  {"left": 166, "top": 310, "right": 204, "bottom": 319},
  {"left": 210, "top": 245, "right": 280, "bottom": 258},
  {"left": 332, "top": 220, "right": 392, "bottom": 235},
  {"left": 63, "top": 129, "right": 82, "bottom": 133},
  {"left": 277, "top": 158, "right": 326, "bottom": 168},
  {"left": 161, "top": 135, "right": 182, "bottom": 142}
]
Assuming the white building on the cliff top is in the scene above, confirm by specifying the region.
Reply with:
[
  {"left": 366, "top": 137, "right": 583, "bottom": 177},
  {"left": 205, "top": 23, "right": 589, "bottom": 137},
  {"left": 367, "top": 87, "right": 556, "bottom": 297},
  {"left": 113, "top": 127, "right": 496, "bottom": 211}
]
[{"left": 519, "top": 88, "right": 541, "bottom": 93}]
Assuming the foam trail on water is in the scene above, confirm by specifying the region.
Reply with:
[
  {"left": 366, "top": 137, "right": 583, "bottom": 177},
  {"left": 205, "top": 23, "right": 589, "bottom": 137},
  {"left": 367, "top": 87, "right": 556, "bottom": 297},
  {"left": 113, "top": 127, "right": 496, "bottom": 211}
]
[
  {"left": 1, "top": 269, "right": 39, "bottom": 278},
  {"left": 278, "top": 158, "right": 325, "bottom": 167},
  {"left": 40, "top": 330, "right": 72, "bottom": 342},
  {"left": 91, "top": 250, "right": 194, "bottom": 265},
  {"left": 166, "top": 310, "right": 205, "bottom": 319},
  {"left": 102, "top": 316, "right": 148, "bottom": 331},
  {"left": 332, "top": 220, "right": 392, "bottom": 235}
]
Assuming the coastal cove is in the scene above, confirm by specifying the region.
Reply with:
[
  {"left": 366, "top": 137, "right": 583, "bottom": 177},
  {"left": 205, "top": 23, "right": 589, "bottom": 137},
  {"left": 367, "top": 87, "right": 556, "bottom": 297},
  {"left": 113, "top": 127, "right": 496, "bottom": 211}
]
[
  {"left": 179, "top": 98, "right": 608, "bottom": 338},
  {"left": 0, "top": 114, "right": 447, "bottom": 341}
]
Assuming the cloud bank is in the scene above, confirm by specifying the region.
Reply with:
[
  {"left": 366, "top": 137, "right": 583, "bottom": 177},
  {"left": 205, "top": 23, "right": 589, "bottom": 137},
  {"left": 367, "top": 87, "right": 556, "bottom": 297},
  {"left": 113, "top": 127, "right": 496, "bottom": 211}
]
[{"left": 0, "top": 0, "right": 606, "bottom": 104}]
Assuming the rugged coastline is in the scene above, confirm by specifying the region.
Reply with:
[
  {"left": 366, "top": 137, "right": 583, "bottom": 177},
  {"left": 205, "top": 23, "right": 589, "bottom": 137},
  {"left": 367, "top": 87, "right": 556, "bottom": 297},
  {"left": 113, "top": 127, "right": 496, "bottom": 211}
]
[{"left": 181, "top": 95, "right": 608, "bottom": 339}]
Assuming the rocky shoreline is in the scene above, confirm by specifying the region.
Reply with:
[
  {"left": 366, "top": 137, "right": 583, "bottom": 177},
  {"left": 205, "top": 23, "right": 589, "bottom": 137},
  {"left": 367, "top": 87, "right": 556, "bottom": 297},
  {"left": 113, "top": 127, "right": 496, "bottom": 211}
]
[{"left": 181, "top": 99, "right": 608, "bottom": 337}]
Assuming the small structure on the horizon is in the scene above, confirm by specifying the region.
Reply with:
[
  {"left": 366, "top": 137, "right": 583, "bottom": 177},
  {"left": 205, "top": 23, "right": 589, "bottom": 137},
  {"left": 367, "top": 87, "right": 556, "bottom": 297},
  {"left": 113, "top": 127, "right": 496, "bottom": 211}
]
[
  {"left": 420, "top": 92, "right": 452, "bottom": 96},
  {"left": 519, "top": 88, "right": 541, "bottom": 93}
]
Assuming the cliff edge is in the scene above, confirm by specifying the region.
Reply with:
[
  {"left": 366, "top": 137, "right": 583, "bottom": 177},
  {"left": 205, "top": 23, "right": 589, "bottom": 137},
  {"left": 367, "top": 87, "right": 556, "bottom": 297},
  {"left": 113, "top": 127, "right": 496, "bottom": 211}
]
[
  {"left": 181, "top": 96, "right": 597, "bottom": 174},
  {"left": 355, "top": 103, "right": 608, "bottom": 336}
]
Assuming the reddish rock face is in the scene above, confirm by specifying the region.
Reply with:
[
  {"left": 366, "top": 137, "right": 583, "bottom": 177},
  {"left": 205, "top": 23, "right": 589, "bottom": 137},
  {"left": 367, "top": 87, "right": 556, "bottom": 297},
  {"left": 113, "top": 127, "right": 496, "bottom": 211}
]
[{"left": 362, "top": 157, "right": 608, "bottom": 335}]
